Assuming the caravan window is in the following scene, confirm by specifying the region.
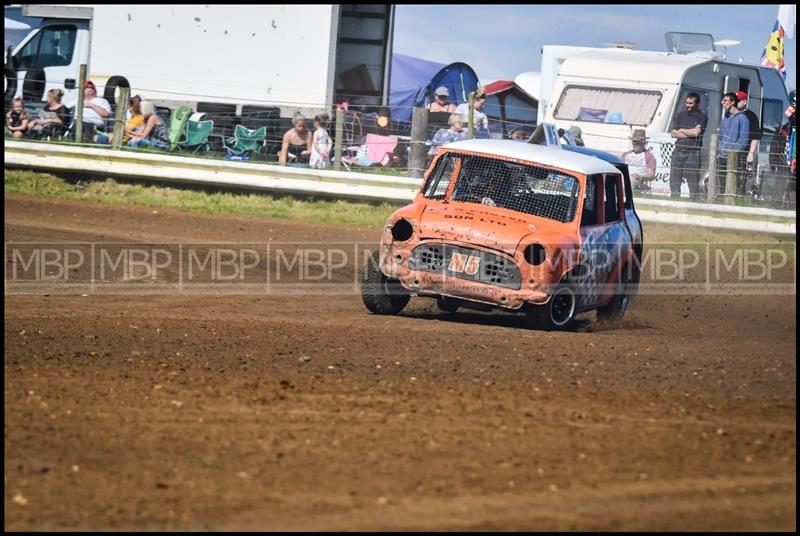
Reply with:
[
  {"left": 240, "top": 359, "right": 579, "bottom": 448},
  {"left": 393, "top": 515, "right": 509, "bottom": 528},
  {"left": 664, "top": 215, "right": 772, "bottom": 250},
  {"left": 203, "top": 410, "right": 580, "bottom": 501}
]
[
  {"left": 554, "top": 85, "right": 662, "bottom": 126},
  {"left": 762, "top": 99, "right": 785, "bottom": 134}
]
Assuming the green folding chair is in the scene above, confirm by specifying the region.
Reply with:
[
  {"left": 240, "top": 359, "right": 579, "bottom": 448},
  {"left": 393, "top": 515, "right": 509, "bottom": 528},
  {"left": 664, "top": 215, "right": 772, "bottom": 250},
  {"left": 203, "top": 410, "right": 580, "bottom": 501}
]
[
  {"left": 223, "top": 124, "right": 267, "bottom": 157},
  {"left": 178, "top": 118, "right": 214, "bottom": 153},
  {"left": 168, "top": 105, "right": 194, "bottom": 151}
]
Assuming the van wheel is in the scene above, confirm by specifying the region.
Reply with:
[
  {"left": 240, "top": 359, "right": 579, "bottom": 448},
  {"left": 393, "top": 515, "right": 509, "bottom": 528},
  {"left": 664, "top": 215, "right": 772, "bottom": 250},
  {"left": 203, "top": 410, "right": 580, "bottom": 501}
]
[
  {"left": 22, "top": 66, "right": 46, "bottom": 102},
  {"left": 4, "top": 65, "right": 18, "bottom": 107},
  {"left": 103, "top": 75, "right": 130, "bottom": 108},
  {"left": 361, "top": 251, "right": 410, "bottom": 315},
  {"left": 597, "top": 263, "right": 637, "bottom": 323},
  {"left": 526, "top": 282, "right": 577, "bottom": 331}
]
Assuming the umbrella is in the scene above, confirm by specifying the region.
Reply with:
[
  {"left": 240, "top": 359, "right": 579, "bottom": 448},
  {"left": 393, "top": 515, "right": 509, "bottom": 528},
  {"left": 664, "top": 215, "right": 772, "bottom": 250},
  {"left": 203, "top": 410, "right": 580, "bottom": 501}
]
[{"left": 5, "top": 17, "right": 31, "bottom": 31}]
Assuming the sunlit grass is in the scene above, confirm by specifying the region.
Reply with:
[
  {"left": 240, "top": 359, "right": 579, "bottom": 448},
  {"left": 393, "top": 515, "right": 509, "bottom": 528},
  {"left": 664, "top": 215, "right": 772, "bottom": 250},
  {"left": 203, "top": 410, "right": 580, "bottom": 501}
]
[{"left": 4, "top": 169, "right": 400, "bottom": 228}]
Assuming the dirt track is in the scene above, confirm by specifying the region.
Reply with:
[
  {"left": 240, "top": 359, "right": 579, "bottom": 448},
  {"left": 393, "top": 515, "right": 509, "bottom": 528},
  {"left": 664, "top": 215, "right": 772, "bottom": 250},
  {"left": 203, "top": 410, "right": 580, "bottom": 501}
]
[{"left": 4, "top": 195, "right": 796, "bottom": 531}]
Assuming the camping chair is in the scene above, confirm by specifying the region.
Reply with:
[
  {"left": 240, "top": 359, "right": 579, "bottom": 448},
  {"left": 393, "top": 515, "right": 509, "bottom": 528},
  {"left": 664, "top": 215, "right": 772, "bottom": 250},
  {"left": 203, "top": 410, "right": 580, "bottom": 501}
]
[
  {"left": 177, "top": 113, "right": 214, "bottom": 153},
  {"left": 223, "top": 124, "right": 267, "bottom": 158},
  {"left": 168, "top": 105, "right": 194, "bottom": 151},
  {"left": 342, "top": 133, "right": 399, "bottom": 169}
]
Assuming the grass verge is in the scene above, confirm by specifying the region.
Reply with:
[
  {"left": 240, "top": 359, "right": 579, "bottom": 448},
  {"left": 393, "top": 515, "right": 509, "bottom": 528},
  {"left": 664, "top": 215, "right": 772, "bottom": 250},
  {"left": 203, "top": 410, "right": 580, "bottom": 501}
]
[{"left": 4, "top": 169, "right": 399, "bottom": 228}]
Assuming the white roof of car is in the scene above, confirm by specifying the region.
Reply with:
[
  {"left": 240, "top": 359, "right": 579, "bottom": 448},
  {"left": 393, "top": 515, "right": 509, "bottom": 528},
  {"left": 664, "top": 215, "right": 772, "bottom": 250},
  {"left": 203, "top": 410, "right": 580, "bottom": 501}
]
[{"left": 443, "top": 139, "right": 621, "bottom": 175}]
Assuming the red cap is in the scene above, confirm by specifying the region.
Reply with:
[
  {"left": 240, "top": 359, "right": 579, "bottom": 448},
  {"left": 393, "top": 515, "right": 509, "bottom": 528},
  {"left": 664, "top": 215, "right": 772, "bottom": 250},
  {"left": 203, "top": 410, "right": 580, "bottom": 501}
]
[
  {"left": 84, "top": 80, "right": 96, "bottom": 90},
  {"left": 735, "top": 90, "right": 748, "bottom": 101}
]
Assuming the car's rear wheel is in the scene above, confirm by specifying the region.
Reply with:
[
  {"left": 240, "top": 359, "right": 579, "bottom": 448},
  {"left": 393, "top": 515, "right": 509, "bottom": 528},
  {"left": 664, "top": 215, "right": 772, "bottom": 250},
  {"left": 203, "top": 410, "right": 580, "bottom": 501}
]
[
  {"left": 361, "top": 250, "right": 410, "bottom": 315},
  {"left": 597, "top": 263, "right": 637, "bottom": 323},
  {"left": 437, "top": 296, "right": 459, "bottom": 313},
  {"left": 526, "top": 282, "right": 577, "bottom": 331}
]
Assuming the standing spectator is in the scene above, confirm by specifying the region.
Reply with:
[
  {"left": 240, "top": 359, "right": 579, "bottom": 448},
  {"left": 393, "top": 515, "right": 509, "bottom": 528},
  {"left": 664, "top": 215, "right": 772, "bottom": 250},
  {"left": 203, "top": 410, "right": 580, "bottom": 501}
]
[
  {"left": 786, "top": 90, "right": 796, "bottom": 174},
  {"left": 128, "top": 101, "right": 170, "bottom": 149},
  {"left": 620, "top": 129, "right": 657, "bottom": 191},
  {"left": 428, "top": 86, "right": 456, "bottom": 113},
  {"left": 81, "top": 80, "right": 111, "bottom": 141},
  {"left": 279, "top": 111, "right": 312, "bottom": 166},
  {"left": 716, "top": 92, "right": 749, "bottom": 196},
  {"left": 26, "top": 88, "right": 71, "bottom": 139},
  {"left": 428, "top": 113, "right": 467, "bottom": 155},
  {"left": 669, "top": 92, "right": 708, "bottom": 200},
  {"left": 6, "top": 97, "right": 29, "bottom": 138},
  {"left": 455, "top": 88, "right": 490, "bottom": 138},
  {"left": 735, "top": 90, "right": 762, "bottom": 196},
  {"left": 309, "top": 113, "right": 332, "bottom": 168}
]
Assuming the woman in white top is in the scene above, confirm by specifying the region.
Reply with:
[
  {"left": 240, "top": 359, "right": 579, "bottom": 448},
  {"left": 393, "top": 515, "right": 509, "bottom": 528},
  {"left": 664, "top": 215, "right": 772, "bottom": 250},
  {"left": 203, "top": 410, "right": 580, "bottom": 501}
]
[{"left": 454, "top": 88, "right": 490, "bottom": 138}]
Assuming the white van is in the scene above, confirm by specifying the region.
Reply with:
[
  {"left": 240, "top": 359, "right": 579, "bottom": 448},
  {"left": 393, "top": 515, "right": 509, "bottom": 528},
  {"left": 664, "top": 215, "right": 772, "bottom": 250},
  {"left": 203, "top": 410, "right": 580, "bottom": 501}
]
[{"left": 542, "top": 33, "right": 791, "bottom": 200}]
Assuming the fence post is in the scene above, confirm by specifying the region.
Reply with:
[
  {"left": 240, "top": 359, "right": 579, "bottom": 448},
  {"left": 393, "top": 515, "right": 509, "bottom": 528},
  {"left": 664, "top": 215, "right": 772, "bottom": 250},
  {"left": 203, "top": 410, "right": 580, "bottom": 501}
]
[
  {"left": 725, "top": 150, "right": 738, "bottom": 206},
  {"left": 707, "top": 132, "right": 718, "bottom": 201},
  {"left": 408, "top": 106, "right": 429, "bottom": 179},
  {"left": 111, "top": 86, "right": 130, "bottom": 151},
  {"left": 467, "top": 91, "right": 475, "bottom": 140},
  {"left": 334, "top": 107, "right": 343, "bottom": 171},
  {"left": 74, "top": 64, "right": 87, "bottom": 144}
]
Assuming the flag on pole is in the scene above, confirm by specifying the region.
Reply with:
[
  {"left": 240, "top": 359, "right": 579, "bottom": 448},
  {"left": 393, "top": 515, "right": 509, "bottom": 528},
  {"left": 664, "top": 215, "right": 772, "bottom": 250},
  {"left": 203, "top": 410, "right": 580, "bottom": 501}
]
[{"left": 761, "top": 5, "right": 795, "bottom": 81}]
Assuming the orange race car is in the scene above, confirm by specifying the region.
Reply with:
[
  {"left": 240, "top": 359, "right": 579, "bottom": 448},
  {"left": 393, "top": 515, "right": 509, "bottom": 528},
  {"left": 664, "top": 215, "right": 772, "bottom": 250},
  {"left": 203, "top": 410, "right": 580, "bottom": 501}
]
[{"left": 361, "top": 139, "right": 643, "bottom": 330}]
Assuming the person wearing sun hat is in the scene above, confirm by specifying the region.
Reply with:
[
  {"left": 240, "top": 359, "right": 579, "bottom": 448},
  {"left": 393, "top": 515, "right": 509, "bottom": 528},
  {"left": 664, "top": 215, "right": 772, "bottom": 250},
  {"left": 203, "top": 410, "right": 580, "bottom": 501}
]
[
  {"left": 620, "top": 129, "right": 656, "bottom": 191},
  {"left": 428, "top": 86, "right": 456, "bottom": 113}
]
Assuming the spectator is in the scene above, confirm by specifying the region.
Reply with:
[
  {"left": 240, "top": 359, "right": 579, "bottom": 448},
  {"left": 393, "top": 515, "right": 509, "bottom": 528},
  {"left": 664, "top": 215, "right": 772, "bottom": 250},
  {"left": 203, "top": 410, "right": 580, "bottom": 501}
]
[
  {"left": 669, "top": 92, "right": 708, "bottom": 200},
  {"left": 26, "top": 88, "right": 70, "bottom": 139},
  {"left": 428, "top": 113, "right": 467, "bottom": 155},
  {"left": 735, "top": 90, "right": 762, "bottom": 196},
  {"left": 127, "top": 101, "right": 169, "bottom": 149},
  {"left": 309, "top": 113, "right": 332, "bottom": 169},
  {"left": 123, "top": 98, "right": 145, "bottom": 144},
  {"left": 620, "top": 129, "right": 656, "bottom": 190},
  {"left": 6, "top": 96, "right": 29, "bottom": 138},
  {"left": 428, "top": 86, "right": 456, "bottom": 113},
  {"left": 81, "top": 80, "right": 111, "bottom": 141},
  {"left": 786, "top": 90, "right": 796, "bottom": 174},
  {"left": 567, "top": 125, "right": 585, "bottom": 146},
  {"left": 95, "top": 96, "right": 145, "bottom": 145},
  {"left": 716, "top": 92, "right": 749, "bottom": 196},
  {"left": 279, "top": 111, "right": 311, "bottom": 166},
  {"left": 455, "top": 88, "right": 490, "bottom": 138},
  {"left": 509, "top": 126, "right": 530, "bottom": 141}
]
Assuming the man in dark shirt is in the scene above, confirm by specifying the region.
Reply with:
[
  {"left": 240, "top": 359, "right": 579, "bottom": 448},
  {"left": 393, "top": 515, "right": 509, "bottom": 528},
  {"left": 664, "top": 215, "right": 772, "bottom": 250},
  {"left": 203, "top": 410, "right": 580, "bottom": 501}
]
[
  {"left": 735, "top": 90, "right": 762, "bottom": 196},
  {"left": 669, "top": 92, "right": 708, "bottom": 200}
]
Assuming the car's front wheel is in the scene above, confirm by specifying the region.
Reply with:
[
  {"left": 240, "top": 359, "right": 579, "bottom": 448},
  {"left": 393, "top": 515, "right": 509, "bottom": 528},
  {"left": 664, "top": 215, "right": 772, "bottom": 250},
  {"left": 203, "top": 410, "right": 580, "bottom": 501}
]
[
  {"left": 526, "top": 282, "right": 577, "bottom": 331},
  {"left": 361, "top": 250, "right": 410, "bottom": 315}
]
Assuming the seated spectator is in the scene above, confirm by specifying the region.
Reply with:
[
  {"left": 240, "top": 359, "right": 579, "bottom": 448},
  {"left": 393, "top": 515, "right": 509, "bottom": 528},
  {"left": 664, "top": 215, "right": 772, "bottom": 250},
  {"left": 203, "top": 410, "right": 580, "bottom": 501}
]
[
  {"left": 279, "top": 111, "right": 312, "bottom": 166},
  {"left": 128, "top": 101, "right": 170, "bottom": 149},
  {"left": 620, "top": 129, "right": 656, "bottom": 190},
  {"left": 26, "top": 88, "right": 71, "bottom": 139},
  {"left": 455, "top": 88, "right": 490, "bottom": 138},
  {"left": 6, "top": 97, "right": 29, "bottom": 138},
  {"left": 81, "top": 80, "right": 111, "bottom": 141},
  {"left": 509, "top": 126, "right": 530, "bottom": 141},
  {"left": 95, "top": 96, "right": 146, "bottom": 145},
  {"left": 428, "top": 86, "right": 456, "bottom": 113},
  {"left": 428, "top": 113, "right": 467, "bottom": 155}
]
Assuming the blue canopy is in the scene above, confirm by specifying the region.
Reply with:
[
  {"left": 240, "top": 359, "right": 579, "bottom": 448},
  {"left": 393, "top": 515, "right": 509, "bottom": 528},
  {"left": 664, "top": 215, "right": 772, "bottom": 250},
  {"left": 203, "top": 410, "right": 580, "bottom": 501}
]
[{"left": 389, "top": 53, "right": 480, "bottom": 122}]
